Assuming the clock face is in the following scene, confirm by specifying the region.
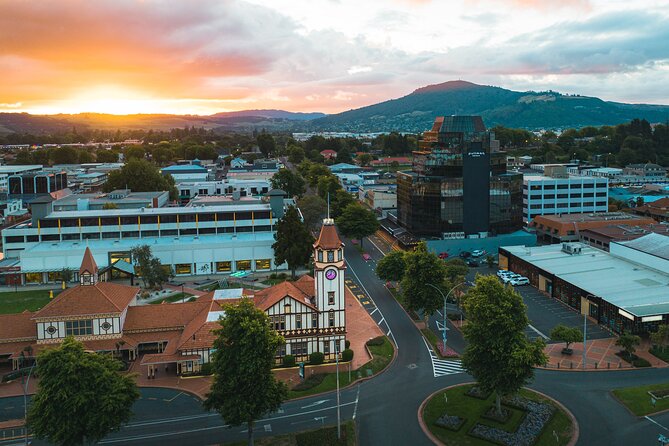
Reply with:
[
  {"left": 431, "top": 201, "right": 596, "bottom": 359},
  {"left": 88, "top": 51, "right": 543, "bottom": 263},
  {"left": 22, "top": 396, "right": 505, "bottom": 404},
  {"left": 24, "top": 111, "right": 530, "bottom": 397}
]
[{"left": 325, "top": 269, "right": 337, "bottom": 280}]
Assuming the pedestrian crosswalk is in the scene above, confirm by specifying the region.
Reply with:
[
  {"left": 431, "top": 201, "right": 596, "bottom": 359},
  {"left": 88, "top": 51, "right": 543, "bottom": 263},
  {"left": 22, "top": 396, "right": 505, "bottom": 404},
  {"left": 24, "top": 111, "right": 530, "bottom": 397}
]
[{"left": 422, "top": 336, "right": 466, "bottom": 378}]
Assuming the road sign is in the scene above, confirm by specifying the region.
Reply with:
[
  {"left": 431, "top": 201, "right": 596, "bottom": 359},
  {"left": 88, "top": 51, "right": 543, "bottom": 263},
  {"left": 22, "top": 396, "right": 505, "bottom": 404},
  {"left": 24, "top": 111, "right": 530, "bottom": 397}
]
[{"left": 299, "top": 362, "right": 305, "bottom": 379}]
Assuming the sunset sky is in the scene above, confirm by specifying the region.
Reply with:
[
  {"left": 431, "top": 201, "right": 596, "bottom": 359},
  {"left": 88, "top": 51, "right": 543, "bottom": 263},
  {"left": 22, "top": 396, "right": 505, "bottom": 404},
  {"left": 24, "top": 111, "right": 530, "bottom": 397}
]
[{"left": 1, "top": 0, "right": 668, "bottom": 115}]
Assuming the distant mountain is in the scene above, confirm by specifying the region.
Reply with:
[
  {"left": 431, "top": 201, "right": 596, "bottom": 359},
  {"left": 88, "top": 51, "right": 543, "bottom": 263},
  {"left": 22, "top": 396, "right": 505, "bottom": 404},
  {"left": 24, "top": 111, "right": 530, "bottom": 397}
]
[
  {"left": 210, "top": 109, "right": 326, "bottom": 121},
  {"left": 309, "top": 80, "right": 669, "bottom": 132},
  {"left": 0, "top": 109, "right": 326, "bottom": 135}
]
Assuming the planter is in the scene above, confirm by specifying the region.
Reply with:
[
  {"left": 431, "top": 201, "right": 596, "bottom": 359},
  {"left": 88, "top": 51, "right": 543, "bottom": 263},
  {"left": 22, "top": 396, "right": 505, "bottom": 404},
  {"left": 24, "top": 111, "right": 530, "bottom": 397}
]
[{"left": 561, "top": 348, "right": 573, "bottom": 356}]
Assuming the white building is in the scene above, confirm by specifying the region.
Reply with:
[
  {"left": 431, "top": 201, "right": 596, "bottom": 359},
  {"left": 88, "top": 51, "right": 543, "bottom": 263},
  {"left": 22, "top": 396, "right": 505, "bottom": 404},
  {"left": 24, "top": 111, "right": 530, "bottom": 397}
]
[
  {"left": 523, "top": 167, "right": 609, "bottom": 225},
  {"left": 0, "top": 165, "right": 43, "bottom": 193},
  {"left": 2, "top": 190, "right": 293, "bottom": 284},
  {"left": 178, "top": 179, "right": 271, "bottom": 203}
]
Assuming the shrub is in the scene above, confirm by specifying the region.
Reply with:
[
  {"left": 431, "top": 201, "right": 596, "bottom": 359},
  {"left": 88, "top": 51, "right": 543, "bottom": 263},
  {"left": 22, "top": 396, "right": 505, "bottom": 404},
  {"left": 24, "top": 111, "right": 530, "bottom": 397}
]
[
  {"left": 309, "top": 351, "right": 324, "bottom": 365},
  {"left": 200, "top": 362, "right": 214, "bottom": 375},
  {"left": 269, "top": 273, "right": 277, "bottom": 280},
  {"left": 633, "top": 357, "right": 651, "bottom": 367},
  {"left": 282, "top": 355, "right": 296, "bottom": 368},
  {"left": 366, "top": 336, "right": 385, "bottom": 347},
  {"left": 292, "top": 373, "right": 327, "bottom": 391},
  {"left": 345, "top": 340, "right": 351, "bottom": 349},
  {"left": 341, "top": 349, "right": 354, "bottom": 362},
  {"left": 278, "top": 273, "right": 287, "bottom": 280}
]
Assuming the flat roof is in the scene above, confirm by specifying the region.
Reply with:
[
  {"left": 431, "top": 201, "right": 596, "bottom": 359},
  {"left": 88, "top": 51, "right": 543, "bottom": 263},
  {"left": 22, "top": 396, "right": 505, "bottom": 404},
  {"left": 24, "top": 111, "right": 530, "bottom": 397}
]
[
  {"left": 502, "top": 243, "right": 669, "bottom": 317},
  {"left": 44, "top": 203, "right": 271, "bottom": 219},
  {"left": 534, "top": 212, "right": 649, "bottom": 224},
  {"left": 0, "top": 165, "right": 42, "bottom": 174}
]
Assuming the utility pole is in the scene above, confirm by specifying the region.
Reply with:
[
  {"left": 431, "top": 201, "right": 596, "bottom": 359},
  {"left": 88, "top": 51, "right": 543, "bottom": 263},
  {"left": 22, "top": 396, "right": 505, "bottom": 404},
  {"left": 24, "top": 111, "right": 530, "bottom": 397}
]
[{"left": 583, "top": 310, "right": 587, "bottom": 370}]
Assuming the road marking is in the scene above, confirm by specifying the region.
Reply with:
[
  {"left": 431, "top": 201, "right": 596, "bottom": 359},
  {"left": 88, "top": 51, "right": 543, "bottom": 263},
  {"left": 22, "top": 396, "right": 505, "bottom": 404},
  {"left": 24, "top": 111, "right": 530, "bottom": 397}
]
[
  {"left": 264, "top": 424, "right": 272, "bottom": 432},
  {"left": 421, "top": 336, "right": 465, "bottom": 378},
  {"left": 370, "top": 308, "right": 379, "bottom": 315},
  {"left": 527, "top": 324, "right": 550, "bottom": 340},
  {"left": 164, "top": 392, "right": 183, "bottom": 403},
  {"left": 147, "top": 397, "right": 158, "bottom": 400},
  {"left": 378, "top": 317, "right": 385, "bottom": 326},
  {"left": 435, "top": 321, "right": 450, "bottom": 332},
  {"left": 346, "top": 260, "right": 398, "bottom": 349},
  {"left": 352, "top": 385, "right": 360, "bottom": 420},
  {"left": 300, "top": 399, "right": 329, "bottom": 409},
  {"left": 645, "top": 416, "right": 669, "bottom": 431},
  {"left": 367, "top": 237, "right": 386, "bottom": 256}
]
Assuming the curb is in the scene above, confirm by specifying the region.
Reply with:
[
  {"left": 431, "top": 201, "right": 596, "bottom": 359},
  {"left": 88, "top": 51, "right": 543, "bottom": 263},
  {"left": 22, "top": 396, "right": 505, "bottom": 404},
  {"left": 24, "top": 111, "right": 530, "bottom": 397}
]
[
  {"left": 417, "top": 383, "right": 580, "bottom": 446},
  {"left": 138, "top": 383, "right": 207, "bottom": 401}
]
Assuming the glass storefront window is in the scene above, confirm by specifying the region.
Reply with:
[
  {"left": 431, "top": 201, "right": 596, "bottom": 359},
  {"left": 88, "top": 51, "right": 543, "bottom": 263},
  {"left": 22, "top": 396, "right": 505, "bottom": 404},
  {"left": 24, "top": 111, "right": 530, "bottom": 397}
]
[
  {"left": 25, "top": 272, "right": 42, "bottom": 283},
  {"left": 255, "top": 259, "right": 271, "bottom": 270},
  {"left": 216, "top": 261, "right": 232, "bottom": 272},
  {"left": 236, "top": 260, "right": 251, "bottom": 271},
  {"left": 175, "top": 264, "right": 192, "bottom": 275}
]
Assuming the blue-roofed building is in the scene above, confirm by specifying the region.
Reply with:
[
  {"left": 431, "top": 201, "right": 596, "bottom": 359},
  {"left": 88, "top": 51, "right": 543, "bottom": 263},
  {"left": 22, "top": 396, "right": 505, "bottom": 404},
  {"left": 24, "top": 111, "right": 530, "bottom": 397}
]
[
  {"left": 161, "top": 164, "right": 210, "bottom": 182},
  {"left": 328, "top": 163, "right": 362, "bottom": 174}
]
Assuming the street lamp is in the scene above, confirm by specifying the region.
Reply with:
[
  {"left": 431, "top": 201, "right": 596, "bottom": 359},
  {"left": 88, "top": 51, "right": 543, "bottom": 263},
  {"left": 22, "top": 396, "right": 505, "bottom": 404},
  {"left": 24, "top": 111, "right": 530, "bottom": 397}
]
[
  {"left": 335, "top": 341, "right": 341, "bottom": 440},
  {"left": 426, "top": 282, "right": 467, "bottom": 353}
]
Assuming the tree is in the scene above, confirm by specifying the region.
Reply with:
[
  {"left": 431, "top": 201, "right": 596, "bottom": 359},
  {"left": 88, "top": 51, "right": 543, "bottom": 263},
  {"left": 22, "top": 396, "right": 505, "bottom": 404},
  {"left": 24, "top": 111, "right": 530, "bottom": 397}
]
[
  {"left": 335, "top": 203, "right": 379, "bottom": 248},
  {"left": 297, "top": 195, "right": 327, "bottom": 231},
  {"left": 51, "top": 146, "right": 78, "bottom": 164},
  {"left": 60, "top": 267, "right": 73, "bottom": 286},
  {"left": 376, "top": 250, "right": 406, "bottom": 283},
  {"left": 616, "top": 333, "right": 641, "bottom": 360},
  {"left": 550, "top": 324, "right": 582, "bottom": 352},
  {"left": 484, "top": 254, "right": 495, "bottom": 269},
  {"left": 651, "top": 325, "right": 669, "bottom": 351},
  {"left": 400, "top": 243, "right": 446, "bottom": 323},
  {"left": 270, "top": 169, "right": 305, "bottom": 198},
  {"left": 104, "top": 159, "right": 178, "bottom": 200},
  {"left": 336, "top": 147, "right": 352, "bottom": 164},
  {"left": 96, "top": 149, "right": 118, "bottom": 163},
  {"left": 125, "top": 146, "right": 145, "bottom": 161},
  {"left": 316, "top": 175, "right": 341, "bottom": 201},
  {"left": 78, "top": 150, "right": 95, "bottom": 164},
  {"left": 287, "top": 145, "right": 305, "bottom": 164},
  {"left": 102, "top": 202, "right": 119, "bottom": 210},
  {"left": 462, "top": 275, "right": 547, "bottom": 416},
  {"left": 443, "top": 258, "right": 468, "bottom": 285},
  {"left": 272, "top": 206, "right": 314, "bottom": 279},
  {"left": 27, "top": 337, "right": 139, "bottom": 445},
  {"left": 204, "top": 299, "right": 288, "bottom": 446},
  {"left": 257, "top": 133, "right": 276, "bottom": 158},
  {"left": 357, "top": 153, "right": 373, "bottom": 167},
  {"left": 130, "top": 244, "right": 170, "bottom": 288}
]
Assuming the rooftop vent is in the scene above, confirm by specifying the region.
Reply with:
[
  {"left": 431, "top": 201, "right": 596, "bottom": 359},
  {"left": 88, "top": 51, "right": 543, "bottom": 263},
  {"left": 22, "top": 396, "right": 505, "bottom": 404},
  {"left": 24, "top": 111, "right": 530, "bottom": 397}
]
[{"left": 562, "top": 242, "right": 582, "bottom": 255}]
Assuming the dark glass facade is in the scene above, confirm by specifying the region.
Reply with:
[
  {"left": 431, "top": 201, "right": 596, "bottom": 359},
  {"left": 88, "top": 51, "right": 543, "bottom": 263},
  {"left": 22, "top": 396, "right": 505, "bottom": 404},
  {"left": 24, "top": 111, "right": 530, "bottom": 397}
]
[{"left": 397, "top": 116, "right": 522, "bottom": 236}]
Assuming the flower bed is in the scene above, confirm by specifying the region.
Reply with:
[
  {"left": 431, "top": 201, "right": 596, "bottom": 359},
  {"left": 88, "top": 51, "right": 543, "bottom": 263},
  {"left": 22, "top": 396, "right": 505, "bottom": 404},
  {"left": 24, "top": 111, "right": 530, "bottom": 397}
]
[
  {"left": 434, "top": 413, "right": 466, "bottom": 431},
  {"left": 481, "top": 406, "right": 512, "bottom": 423}
]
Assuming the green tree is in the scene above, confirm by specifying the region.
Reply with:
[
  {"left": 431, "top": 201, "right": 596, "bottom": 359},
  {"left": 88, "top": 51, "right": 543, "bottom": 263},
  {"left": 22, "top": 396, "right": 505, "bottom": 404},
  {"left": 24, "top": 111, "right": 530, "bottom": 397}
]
[
  {"left": 60, "top": 267, "right": 74, "bottom": 286},
  {"left": 204, "top": 299, "right": 288, "bottom": 446},
  {"left": 306, "top": 163, "right": 331, "bottom": 187},
  {"left": 335, "top": 203, "right": 379, "bottom": 248},
  {"left": 400, "top": 242, "right": 446, "bottom": 324},
  {"left": 332, "top": 189, "right": 355, "bottom": 218},
  {"left": 102, "top": 202, "right": 119, "bottom": 210},
  {"left": 484, "top": 254, "right": 495, "bottom": 269},
  {"left": 287, "top": 145, "right": 305, "bottom": 164},
  {"left": 462, "top": 275, "right": 547, "bottom": 416},
  {"left": 130, "top": 244, "right": 169, "bottom": 288},
  {"left": 336, "top": 147, "right": 353, "bottom": 164},
  {"left": 272, "top": 206, "right": 314, "bottom": 279},
  {"left": 549, "top": 324, "right": 582, "bottom": 351},
  {"left": 616, "top": 333, "right": 641, "bottom": 360},
  {"left": 78, "top": 150, "right": 95, "bottom": 164},
  {"left": 296, "top": 195, "right": 327, "bottom": 231},
  {"left": 104, "top": 159, "right": 178, "bottom": 200},
  {"left": 257, "top": 133, "right": 276, "bottom": 158},
  {"left": 270, "top": 169, "right": 305, "bottom": 198},
  {"left": 376, "top": 250, "right": 406, "bottom": 283},
  {"left": 27, "top": 337, "right": 139, "bottom": 445},
  {"left": 651, "top": 325, "right": 669, "bottom": 351},
  {"left": 357, "top": 153, "right": 373, "bottom": 167},
  {"left": 125, "top": 146, "right": 145, "bottom": 161},
  {"left": 96, "top": 149, "right": 118, "bottom": 163},
  {"left": 443, "top": 258, "right": 468, "bottom": 285},
  {"left": 51, "top": 146, "right": 79, "bottom": 164},
  {"left": 14, "top": 150, "right": 34, "bottom": 165},
  {"left": 316, "top": 174, "right": 341, "bottom": 200}
]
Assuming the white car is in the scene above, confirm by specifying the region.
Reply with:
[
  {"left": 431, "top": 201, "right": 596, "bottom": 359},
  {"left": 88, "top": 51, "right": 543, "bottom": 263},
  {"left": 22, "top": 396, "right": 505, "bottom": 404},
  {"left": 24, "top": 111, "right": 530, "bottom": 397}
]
[
  {"left": 497, "top": 270, "right": 514, "bottom": 278},
  {"left": 472, "top": 250, "right": 485, "bottom": 257},
  {"left": 509, "top": 277, "right": 530, "bottom": 286},
  {"left": 501, "top": 273, "right": 521, "bottom": 283}
]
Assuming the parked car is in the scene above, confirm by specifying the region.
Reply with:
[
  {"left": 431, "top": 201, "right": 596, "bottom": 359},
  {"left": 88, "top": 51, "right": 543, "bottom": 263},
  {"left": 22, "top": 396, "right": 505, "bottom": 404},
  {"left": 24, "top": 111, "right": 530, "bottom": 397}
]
[
  {"left": 466, "top": 259, "right": 479, "bottom": 267},
  {"left": 459, "top": 251, "right": 471, "bottom": 258},
  {"left": 501, "top": 273, "right": 521, "bottom": 284},
  {"left": 471, "top": 249, "right": 486, "bottom": 258},
  {"left": 438, "top": 252, "right": 449, "bottom": 259},
  {"left": 509, "top": 277, "right": 530, "bottom": 286},
  {"left": 362, "top": 253, "right": 371, "bottom": 261}
]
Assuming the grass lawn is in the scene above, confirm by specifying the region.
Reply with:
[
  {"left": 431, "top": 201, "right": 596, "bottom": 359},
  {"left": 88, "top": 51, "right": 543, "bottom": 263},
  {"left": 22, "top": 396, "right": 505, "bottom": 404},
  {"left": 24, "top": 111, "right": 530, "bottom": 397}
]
[
  {"left": 288, "top": 336, "right": 394, "bottom": 399},
  {"left": 650, "top": 346, "right": 669, "bottom": 363},
  {"left": 226, "top": 420, "right": 356, "bottom": 445},
  {"left": 612, "top": 382, "right": 669, "bottom": 416},
  {"left": 150, "top": 292, "right": 194, "bottom": 304},
  {"left": 422, "top": 384, "right": 574, "bottom": 446},
  {"left": 0, "top": 289, "right": 61, "bottom": 314}
]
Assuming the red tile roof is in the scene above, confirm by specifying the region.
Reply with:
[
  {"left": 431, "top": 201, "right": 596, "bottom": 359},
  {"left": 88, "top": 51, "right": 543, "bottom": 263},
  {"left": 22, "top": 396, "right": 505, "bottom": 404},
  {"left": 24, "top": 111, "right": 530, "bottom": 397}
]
[
  {"left": 33, "top": 282, "right": 139, "bottom": 319},
  {"left": 0, "top": 311, "right": 35, "bottom": 341},
  {"left": 314, "top": 222, "right": 342, "bottom": 250},
  {"left": 124, "top": 301, "right": 209, "bottom": 332},
  {"left": 293, "top": 275, "right": 315, "bottom": 297},
  {"left": 255, "top": 281, "right": 317, "bottom": 311},
  {"left": 79, "top": 246, "right": 98, "bottom": 276}
]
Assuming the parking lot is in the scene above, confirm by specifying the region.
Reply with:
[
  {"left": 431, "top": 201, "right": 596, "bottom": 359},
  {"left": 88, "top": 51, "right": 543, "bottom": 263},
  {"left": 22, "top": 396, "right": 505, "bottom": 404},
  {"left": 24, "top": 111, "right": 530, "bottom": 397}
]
[{"left": 466, "top": 266, "right": 613, "bottom": 344}]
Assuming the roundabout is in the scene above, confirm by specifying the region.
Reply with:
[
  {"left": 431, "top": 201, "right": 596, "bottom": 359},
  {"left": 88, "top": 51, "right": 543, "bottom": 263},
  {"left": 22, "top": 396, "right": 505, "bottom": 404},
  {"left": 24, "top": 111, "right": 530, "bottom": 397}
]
[{"left": 419, "top": 383, "right": 578, "bottom": 446}]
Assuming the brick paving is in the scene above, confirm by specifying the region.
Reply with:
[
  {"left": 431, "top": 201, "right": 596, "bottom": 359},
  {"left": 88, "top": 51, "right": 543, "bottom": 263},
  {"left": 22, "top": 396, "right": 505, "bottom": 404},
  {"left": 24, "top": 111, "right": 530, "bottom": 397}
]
[{"left": 543, "top": 338, "right": 668, "bottom": 370}]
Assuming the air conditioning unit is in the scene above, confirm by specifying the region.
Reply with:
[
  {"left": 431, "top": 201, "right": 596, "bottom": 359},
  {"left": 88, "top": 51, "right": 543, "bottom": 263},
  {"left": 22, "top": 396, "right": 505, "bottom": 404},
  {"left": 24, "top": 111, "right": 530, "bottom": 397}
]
[{"left": 561, "top": 243, "right": 582, "bottom": 255}]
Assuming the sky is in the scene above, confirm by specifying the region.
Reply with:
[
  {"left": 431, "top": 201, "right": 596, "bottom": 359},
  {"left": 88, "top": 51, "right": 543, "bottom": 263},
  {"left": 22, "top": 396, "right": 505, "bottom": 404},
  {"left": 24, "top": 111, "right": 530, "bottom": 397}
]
[{"left": 1, "top": 0, "right": 668, "bottom": 115}]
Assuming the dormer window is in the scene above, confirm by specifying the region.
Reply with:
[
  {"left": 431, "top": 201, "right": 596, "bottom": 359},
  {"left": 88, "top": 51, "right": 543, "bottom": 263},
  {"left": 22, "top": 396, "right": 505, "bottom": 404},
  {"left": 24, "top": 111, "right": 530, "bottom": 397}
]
[
  {"left": 81, "top": 272, "right": 93, "bottom": 286},
  {"left": 327, "top": 251, "right": 334, "bottom": 262},
  {"left": 318, "top": 250, "right": 323, "bottom": 262}
]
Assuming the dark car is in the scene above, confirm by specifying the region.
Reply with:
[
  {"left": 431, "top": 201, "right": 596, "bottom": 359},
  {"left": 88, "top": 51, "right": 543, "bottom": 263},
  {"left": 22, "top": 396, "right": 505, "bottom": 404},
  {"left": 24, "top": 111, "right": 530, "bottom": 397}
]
[
  {"left": 466, "top": 259, "right": 480, "bottom": 267},
  {"left": 459, "top": 251, "right": 471, "bottom": 258}
]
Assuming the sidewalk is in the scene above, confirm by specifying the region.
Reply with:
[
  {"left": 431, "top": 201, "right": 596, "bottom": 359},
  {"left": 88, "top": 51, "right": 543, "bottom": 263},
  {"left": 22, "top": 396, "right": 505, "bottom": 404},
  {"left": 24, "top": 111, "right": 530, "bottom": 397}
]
[{"left": 543, "top": 338, "right": 668, "bottom": 370}]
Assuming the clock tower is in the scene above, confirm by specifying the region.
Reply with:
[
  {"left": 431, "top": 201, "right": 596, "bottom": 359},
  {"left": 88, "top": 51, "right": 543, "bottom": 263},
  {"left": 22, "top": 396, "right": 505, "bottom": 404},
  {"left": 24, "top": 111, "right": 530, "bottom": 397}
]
[{"left": 313, "top": 217, "right": 346, "bottom": 353}]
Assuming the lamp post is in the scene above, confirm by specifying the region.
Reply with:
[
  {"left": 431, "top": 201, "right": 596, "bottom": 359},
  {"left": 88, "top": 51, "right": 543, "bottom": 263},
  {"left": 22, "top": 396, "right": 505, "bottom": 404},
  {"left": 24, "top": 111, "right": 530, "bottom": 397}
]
[
  {"left": 335, "top": 341, "right": 341, "bottom": 440},
  {"left": 426, "top": 282, "right": 467, "bottom": 353},
  {"left": 181, "top": 283, "right": 185, "bottom": 303}
]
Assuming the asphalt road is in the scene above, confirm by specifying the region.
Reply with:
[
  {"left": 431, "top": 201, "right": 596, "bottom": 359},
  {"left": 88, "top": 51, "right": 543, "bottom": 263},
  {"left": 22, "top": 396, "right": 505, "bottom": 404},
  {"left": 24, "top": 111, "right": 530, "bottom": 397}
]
[{"left": 4, "top": 233, "right": 669, "bottom": 445}]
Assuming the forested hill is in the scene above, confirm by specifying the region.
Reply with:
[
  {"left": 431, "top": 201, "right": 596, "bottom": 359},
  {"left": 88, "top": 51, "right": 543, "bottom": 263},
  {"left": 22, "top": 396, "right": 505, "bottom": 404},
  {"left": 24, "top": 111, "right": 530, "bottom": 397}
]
[{"left": 309, "top": 80, "right": 669, "bottom": 132}]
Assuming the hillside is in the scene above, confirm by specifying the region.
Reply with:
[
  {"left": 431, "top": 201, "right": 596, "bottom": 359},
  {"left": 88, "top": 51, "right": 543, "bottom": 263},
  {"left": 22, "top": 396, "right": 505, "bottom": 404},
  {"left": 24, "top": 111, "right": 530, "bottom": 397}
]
[{"left": 309, "top": 81, "right": 669, "bottom": 131}]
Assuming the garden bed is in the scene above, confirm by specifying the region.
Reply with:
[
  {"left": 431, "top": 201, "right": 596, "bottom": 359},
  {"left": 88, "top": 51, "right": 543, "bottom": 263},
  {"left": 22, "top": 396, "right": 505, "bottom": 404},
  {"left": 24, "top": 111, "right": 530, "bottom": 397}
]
[
  {"left": 614, "top": 351, "right": 651, "bottom": 368},
  {"left": 613, "top": 382, "right": 669, "bottom": 416},
  {"left": 422, "top": 384, "right": 574, "bottom": 446}
]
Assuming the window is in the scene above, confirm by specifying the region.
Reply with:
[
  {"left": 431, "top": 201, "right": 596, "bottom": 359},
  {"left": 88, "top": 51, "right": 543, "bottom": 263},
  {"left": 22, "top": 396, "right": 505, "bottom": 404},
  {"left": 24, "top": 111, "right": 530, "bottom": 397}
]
[
  {"left": 175, "top": 264, "right": 192, "bottom": 275},
  {"left": 328, "top": 310, "right": 335, "bottom": 327},
  {"left": 276, "top": 343, "right": 286, "bottom": 357},
  {"left": 141, "top": 230, "right": 159, "bottom": 237},
  {"left": 338, "top": 249, "right": 342, "bottom": 261},
  {"left": 292, "top": 341, "right": 308, "bottom": 356},
  {"left": 295, "top": 314, "right": 302, "bottom": 329},
  {"left": 41, "top": 234, "right": 59, "bottom": 241},
  {"left": 557, "top": 184, "right": 569, "bottom": 189},
  {"left": 121, "top": 231, "right": 139, "bottom": 238},
  {"left": 557, "top": 203, "right": 568, "bottom": 208},
  {"left": 583, "top": 193, "right": 594, "bottom": 198},
  {"left": 328, "top": 291, "right": 335, "bottom": 305},
  {"left": 181, "top": 190, "right": 190, "bottom": 197},
  {"left": 256, "top": 259, "right": 271, "bottom": 270},
  {"left": 236, "top": 260, "right": 251, "bottom": 270},
  {"left": 27, "top": 235, "right": 39, "bottom": 242},
  {"left": 324, "top": 341, "right": 330, "bottom": 354},
  {"left": 6, "top": 236, "right": 24, "bottom": 243},
  {"left": 557, "top": 193, "right": 568, "bottom": 199},
  {"left": 109, "top": 251, "right": 131, "bottom": 264},
  {"left": 583, "top": 183, "right": 594, "bottom": 188},
  {"left": 318, "top": 251, "right": 323, "bottom": 262},
  {"left": 140, "top": 215, "right": 158, "bottom": 225},
  {"left": 65, "top": 320, "right": 93, "bottom": 336},
  {"left": 216, "top": 261, "right": 232, "bottom": 272},
  {"left": 198, "top": 189, "right": 208, "bottom": 195},
  {"left": 596, "top": 192, "right": 607, "bottom": 197},
  {"left": 25, "top": 272, "right": 42, "bottom": 283},
  {"left": 312, "top": 312, "right": 318, "bottom": 328},
  {"left": 543, "top": 184, "right": 555, "bottom": 190},
  {"left": 596, "top": 201, "right": 607, "bottom": 207},
  {"left": 327, "top": 251, "right": 334, "bottom": 262},
  {"left": 179, "top": 228, "right": 197, "bottom": 236},
  {"left": 161, "top": 229, "right": 178, "bottom": 236},
  {"left": 544, "top": 194, "right": 555, "bottom": 200},
  {"left": 530, "top": 204, "right": 542, "bottom": 209}
]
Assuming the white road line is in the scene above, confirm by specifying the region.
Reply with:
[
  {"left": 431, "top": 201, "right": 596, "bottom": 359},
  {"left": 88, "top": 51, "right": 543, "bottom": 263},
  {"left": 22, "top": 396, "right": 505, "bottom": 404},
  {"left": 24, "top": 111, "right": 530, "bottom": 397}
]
[
  {"left": 421, "top": 334, "right": 465, "bottom": 378},
  {"left": 645, "top": 415, "right": 669, "bottom": 432},
  {"left": 527, "top": 324, "right": 550, "bottom": 340},
  {"left": 367, "top": 237, "right": 386, "bottom": 256},
  {"left": 378, "top": 317, "right": 386, "bottom": 326},
  {"left": 370, "top": 308, "right": 379, "bottom": 315},
  {"left": 352, "top": 385, "right": 361, "bottom": 420},
  {"left": 346, "top": 261, "right": 399, "bottom": 349}
]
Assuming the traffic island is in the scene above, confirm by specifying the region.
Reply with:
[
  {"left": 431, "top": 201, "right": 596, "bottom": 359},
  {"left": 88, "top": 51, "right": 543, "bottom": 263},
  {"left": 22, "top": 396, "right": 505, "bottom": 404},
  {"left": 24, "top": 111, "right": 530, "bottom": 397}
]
[
  {"left": 419, "top": 383, "right": 577, "bottom": 446},
  {"left": 612, "top": 382, "right": 669, "bottom": 416}
]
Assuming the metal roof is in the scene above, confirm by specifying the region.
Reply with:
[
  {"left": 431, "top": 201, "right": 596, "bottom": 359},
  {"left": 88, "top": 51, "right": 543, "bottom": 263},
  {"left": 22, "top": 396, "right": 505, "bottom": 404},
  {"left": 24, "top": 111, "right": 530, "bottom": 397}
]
[
  {"left": 502, "top": 243, "right": 669, "bottom": 317},
  {"left": 618, "top": 233, "right": 669, "bottom": 261}
]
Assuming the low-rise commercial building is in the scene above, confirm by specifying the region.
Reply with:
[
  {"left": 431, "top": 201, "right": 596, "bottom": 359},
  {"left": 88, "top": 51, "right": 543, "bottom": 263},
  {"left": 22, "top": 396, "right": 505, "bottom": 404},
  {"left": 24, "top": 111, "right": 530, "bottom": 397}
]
[
  {"left": 530, "top": 212, "right": 656, "bottom": 243},
  {"left": 178, "top": 179, "right": 271, "bottom": 204},
  {"left": 499, "top": 234, "right": 669, "bottom": 334},
  {"left": 580, "top": 223, "right": 669, "bottom": 251},
  {"left": 0, "top": 165, "right": 43, "bottom": 193},
  {"left": 52, "top": 190, "right": 169, "bottom": 211},
  {"left": 633, "top": 197, "right": 669, "bottom": 222}
]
